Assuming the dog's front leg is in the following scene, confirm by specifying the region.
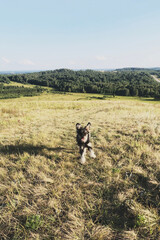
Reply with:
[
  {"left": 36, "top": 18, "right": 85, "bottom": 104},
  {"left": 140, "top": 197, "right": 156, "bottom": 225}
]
[
  {"left": 87, "top": 143, "right": 96, "bottom": 158},
  {"left": 80, "top": 146, "right": 86, "bottom": 164},
  {"left": 89, "top": 148, "right": 96, "bottom": 158}
]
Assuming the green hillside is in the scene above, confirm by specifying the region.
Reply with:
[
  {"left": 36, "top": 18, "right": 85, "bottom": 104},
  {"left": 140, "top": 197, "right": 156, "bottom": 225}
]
[{"left": 1, "top": 69, "right": 160, "bottom": 99}]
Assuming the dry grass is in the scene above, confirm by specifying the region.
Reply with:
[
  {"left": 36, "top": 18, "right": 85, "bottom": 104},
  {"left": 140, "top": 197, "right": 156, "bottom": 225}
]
[
  {"left": 0, "top": 92, "right": 160, "bottom": 239},
  {"left": 3, "top": 81, "right": 36, "bottom": 88}
]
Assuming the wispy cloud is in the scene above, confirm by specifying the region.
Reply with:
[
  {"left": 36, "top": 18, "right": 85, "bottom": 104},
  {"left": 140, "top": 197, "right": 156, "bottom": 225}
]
[
  {"left": 1, "top": 57, "right": 10, "bottom": 64},
  {"left": 96, "top": 56, "right": 106, "bottom": 61}
]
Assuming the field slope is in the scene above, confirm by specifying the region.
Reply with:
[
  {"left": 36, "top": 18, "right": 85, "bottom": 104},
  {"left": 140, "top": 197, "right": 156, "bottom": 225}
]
[{"left": 0, "top": 93, "right": 160, "bottom": 239}]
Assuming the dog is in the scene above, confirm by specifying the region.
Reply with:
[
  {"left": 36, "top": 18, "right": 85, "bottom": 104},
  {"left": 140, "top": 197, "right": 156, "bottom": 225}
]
[{"left": 76, "top": 122, "right": 96, "bottom": 164}]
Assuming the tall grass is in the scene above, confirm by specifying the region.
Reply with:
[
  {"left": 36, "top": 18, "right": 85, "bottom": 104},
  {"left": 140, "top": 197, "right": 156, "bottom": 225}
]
[{"left": 0, "top": 93, "right": 159, "bottom": 239}]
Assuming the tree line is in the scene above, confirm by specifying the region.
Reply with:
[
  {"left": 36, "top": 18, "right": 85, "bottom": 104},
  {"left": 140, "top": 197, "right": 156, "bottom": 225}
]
[
  {"left": 0, "top": 84, "right": 43, "bottom": 99},
  {"left": 0, "top": 69, "right": 160, "bottom": 99}
]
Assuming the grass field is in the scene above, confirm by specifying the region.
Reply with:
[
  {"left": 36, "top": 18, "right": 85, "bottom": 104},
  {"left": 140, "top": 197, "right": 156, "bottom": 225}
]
[
  {"left": 3, "top": 81, "right": 51, "bottom": 90},
  {"left": 0, "top": 92, "right": 160, "bottom": 239},
  {"left": 3, "top": 81, "right": 34, "bottom": 88}
]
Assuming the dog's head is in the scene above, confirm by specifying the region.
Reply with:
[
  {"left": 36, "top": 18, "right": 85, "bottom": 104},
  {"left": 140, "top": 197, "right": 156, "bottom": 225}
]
[{"left": 76, "top": 122, "right": 91, "bottom": 143}]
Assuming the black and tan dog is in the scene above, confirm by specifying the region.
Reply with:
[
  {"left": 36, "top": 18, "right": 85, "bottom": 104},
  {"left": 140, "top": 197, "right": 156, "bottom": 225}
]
[{"left": 76, "top": 122, "right": 96, "bottom": 164}]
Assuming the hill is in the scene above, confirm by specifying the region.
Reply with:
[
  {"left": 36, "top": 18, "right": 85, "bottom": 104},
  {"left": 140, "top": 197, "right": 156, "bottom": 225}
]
[
  {"left": 1, "top": 69, "right": 160, "bottom": 99},
  {"left": 116, "top": 67, "right": 160, "bottom": 71},
  {"left": 0, "top": 93, "right": 160, "bottom": 239}
]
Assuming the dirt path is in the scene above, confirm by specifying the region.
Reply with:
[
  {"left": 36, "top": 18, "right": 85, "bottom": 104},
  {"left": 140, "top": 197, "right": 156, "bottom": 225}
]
[{"left": 151, "top": 74, "right": 160, "bottom": 83}]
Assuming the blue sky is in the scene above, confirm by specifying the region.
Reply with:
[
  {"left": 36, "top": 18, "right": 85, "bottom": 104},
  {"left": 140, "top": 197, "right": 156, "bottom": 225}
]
[{"left": 0, "top": 0, "right": 160, "bottom": 71}]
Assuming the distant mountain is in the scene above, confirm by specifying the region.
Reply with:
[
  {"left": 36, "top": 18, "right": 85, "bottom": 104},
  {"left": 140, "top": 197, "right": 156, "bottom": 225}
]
[
  {"left": 1, "top": 67, "right": 160, "bottom": 75},
  {"left": 116, "top": 67, "right": 160, "bottom": 71},
  {"left": 150, "top": 67, "right": 160, "bottom": 70},
  {"left": 0, "top": 70, "right": 41, "bottom": 75},
  {"left": 0, "top": 68, "right": 116, "bottom": 75}
]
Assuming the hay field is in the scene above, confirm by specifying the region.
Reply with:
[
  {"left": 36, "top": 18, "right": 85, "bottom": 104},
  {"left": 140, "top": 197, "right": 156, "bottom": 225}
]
[{"left": 0, "top": 93, "right": 160, "bottom": 239}]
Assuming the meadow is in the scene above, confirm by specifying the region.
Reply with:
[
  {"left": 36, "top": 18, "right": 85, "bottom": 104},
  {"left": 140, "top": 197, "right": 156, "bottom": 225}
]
[{"left": 0, "top": 92, "right": 160, "bottom": 239}]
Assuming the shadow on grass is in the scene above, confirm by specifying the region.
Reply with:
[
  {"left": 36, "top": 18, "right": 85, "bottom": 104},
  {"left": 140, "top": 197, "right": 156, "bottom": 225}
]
[
  {"left": 87, "top": 96, "right": 106, "bottom": 100},
  {"left": 88, "top": 185, "right": 136, "bottom": 231},
  {"left": 0, "top": 143, "right": 68, "bottom": 162},
  {"left": 139, "top": 97, "right": 160, "bottom": 102},
  {"left": 77, "top": 95, "right": 114, "bottom": 101},
  {"left": 131, "top": 172, "right": 160, "bottom": 210}
]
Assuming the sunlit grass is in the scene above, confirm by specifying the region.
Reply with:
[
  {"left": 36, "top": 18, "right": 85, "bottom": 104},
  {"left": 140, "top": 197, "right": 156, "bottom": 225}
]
[
  {"left": 3, "top": 81, "right": 35, "bottom": 88},
  {"left": 0, "top": 92, "right": 160, "bottom": 239}
]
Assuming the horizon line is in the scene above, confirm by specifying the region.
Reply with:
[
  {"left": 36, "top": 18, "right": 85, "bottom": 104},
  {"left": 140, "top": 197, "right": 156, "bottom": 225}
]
[{"left": 1, "top": 66, "right": 160, "bottom": 73}]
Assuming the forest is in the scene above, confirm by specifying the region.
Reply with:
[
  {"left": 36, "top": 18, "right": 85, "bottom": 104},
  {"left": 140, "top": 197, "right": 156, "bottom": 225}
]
[
  {"left": 0, "top": 84, "right": 43, "bottom": 99},
  {"left": 0, "top": 69, "right": 160, "bottom": 99}
]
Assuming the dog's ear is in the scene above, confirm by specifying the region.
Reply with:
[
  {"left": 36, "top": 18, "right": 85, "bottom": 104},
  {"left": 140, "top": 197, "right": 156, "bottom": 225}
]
[
  {"left": 76, "top": 123, "right": 81, "bottom": 130},
  {"left": 86, "top": 122, "right": 91, "bottom": 131}
]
